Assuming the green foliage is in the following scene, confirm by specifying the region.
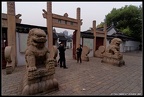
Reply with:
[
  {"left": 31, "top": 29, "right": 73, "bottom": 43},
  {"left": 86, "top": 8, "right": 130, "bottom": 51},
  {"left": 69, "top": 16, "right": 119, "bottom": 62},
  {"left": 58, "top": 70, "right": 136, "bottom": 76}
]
[
  {"left": 97, "top": 22, "right": 104, "bottom": 28},
  {"left": 105, "top": 4, "right": 142, "bottom": 41},
  {"left": 120, "top": 26, "right": 131, "bottom": 36}
]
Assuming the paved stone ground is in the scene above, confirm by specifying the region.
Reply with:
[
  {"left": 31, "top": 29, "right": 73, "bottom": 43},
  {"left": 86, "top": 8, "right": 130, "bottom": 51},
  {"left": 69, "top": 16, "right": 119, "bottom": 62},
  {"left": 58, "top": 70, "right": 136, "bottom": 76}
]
[{"left": 2, "top": 49, "right": 142, "bottom": 96}]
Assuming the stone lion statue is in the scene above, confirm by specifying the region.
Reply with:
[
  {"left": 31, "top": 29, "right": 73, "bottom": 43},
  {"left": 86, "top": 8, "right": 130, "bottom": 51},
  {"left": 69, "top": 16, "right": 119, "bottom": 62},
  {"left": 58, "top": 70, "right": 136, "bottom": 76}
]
[
  {"left": 51, "top": 46, "right": 58, "bottom": 66},
  {"left": 81, "top": 46, "right": 90, "bottom": 61},
  {"left": 22, "top": 28, "right": 58, "bottom": 95},
  {"left": 104, "top": 38, "right": 122, "bottom": 59},
  {"left": 102, "top": 38, "right": 125, "bottom": 66},
  {"left": 94, "top": 46, "right": 105, "bottom": 58},
  {"left": 25, "top": 28, "right": 50, "bottom": 72}
]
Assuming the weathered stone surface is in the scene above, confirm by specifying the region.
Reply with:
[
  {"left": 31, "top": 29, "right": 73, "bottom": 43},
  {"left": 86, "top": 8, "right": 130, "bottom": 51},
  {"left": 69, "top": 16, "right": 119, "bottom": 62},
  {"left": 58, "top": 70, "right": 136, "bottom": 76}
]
[
  {"left": 98, "top": 46, "right": 105, "bottom": 52},
  {"left": 4, "top": 46, "right": 12, "bottom": 63},
  {"left": 21, "top": 28, "right": 59, "bottom": 95},
  {"left": 5, "top": 65, "right": 13, "bottom": 74},
  {"left": 4, "top": 46, "right": 15, "bottom": 74},
  {"left": 81, "top": 46, "right": 90, "bottom": 61},
  {"left": 101, "top": 38, "right": 125, "bottom": 67},
  {"left": 51, "top": 46, "right": 58, "bottom": 67},
  {"left": 94, "top": 46, "right": 105, "bottom": 58}
]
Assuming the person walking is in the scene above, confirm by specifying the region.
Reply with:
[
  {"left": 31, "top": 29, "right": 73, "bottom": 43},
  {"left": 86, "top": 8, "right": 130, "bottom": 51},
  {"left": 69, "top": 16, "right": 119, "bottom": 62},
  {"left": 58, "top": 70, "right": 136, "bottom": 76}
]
[
  {"left": 58, "top": 43, "right": 68, "bottom": 69},
  {"left": 76, "top": 44, "right": 82, "bottom": 63}
]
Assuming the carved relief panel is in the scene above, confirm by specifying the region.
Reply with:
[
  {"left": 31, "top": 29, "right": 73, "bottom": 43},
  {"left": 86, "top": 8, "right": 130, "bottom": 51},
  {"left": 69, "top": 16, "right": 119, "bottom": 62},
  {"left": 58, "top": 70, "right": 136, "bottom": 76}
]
[{"left": 7, "top": 2, "right": 15, "bottom": 15}]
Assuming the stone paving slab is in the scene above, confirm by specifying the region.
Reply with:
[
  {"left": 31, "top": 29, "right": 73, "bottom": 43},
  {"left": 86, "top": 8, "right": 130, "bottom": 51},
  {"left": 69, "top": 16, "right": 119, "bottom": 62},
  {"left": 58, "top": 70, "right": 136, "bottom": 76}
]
[{"left": 2, "top": 50, "right": 142, "bottom": 96}]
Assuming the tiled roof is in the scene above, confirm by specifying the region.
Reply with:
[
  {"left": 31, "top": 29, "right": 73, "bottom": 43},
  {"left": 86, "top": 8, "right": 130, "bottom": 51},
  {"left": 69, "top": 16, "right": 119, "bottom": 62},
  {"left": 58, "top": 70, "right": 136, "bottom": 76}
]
[
  {"left": 96, "top": 25, "right": 119, "bottom": 32},
  {"left": 107, "top": 32, "right": 136, "bottom": 41},
  {"left": 16, "top": 23, "right": 58, "bottom": 39},
  {"left": 57, "top": 33, "right": 67, "bottom": 41},
  {"left": 80, "top": 31, "right": 94, "bottom": 38}
]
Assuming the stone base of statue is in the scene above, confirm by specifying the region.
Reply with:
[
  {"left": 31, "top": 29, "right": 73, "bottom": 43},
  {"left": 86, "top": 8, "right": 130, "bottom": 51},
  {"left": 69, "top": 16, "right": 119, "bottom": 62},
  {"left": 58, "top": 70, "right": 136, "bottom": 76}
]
[
  {"left": 101, "top": 54, "right": 125, "bottom": 67},
  {"left": 6, "top": 64, "right": 14, "bottom": 74},
  {"left": 81, "top": 56, "right": 89, "bottom": 61},
  {"left": 21, "top": 68, "right": 59, "bottom": 95},
  {"left": 101, "top": 53, "right": 125, "bottom": 67}
]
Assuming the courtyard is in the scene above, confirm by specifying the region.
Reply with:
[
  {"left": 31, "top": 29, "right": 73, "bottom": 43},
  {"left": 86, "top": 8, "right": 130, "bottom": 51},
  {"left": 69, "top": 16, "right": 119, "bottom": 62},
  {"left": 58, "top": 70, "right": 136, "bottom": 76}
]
[{"left": 2, "top": 49, "right": 142, "bottom": 96}]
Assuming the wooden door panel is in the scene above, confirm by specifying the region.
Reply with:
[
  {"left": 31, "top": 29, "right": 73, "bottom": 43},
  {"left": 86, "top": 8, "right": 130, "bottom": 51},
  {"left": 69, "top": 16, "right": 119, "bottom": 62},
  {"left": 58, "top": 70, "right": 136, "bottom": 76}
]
[{"left": 96, "top": 37, "right": 104, "bottom": 50}]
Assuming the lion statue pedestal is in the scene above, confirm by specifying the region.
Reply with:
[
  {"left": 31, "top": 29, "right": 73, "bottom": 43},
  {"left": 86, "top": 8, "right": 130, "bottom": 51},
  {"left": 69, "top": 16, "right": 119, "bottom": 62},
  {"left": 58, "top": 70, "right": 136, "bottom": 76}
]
[
  {"left": 21, "top": 28, "right": 59, "bottom": 95},
  {"left": 101, "top": 38, "right": 125, "bottom": 67}
]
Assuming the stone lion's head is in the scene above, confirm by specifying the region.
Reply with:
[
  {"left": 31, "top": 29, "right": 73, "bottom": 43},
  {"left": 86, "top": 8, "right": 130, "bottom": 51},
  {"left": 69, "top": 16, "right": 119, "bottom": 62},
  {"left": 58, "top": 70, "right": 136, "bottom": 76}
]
[
  {"left": 27, "top": 28, "right": 47, "bottom": 49},
  {"left": 110, "top": 38, "right": 122, "bottom": 47}
]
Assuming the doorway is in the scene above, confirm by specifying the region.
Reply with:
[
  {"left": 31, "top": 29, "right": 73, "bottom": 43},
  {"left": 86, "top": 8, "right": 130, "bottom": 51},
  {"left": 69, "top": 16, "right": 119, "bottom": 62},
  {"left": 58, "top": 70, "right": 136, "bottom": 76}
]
[{"left": 96, "top": 37, "right": 104, "bottom": 50}]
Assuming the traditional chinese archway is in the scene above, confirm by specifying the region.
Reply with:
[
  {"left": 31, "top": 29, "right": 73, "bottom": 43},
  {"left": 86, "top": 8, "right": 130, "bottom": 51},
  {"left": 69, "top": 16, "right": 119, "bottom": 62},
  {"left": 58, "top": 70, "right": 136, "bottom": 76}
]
[
  {"left": 42, "top": 2, "right": 82, "bottom": 59},
  {"left": 93, "top": 20, "right": 107, "bottom": 55}
]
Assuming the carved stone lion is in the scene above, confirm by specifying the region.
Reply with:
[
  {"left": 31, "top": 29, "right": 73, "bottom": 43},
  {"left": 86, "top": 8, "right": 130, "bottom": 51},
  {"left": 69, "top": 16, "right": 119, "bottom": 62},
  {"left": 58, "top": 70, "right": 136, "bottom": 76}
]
[
  {"left": 104, "top": 38, "right": 122, "bottom": 59},
  {"left": 81, "top": 46, "right": 90, "bottom": 61},
  {"left": 22, "top": 28, "right": 59, "bottom": 95},
  {"left": 101, "top": 38, "right": 125, "bottom": 66},
  {"left": 94, "top": 46, "right": 105, "bottom": 58},
  {"left": 51, "top": 46, "right": 58, "bottom": 66},
  {"left": 25, "top": 28, "right": 49, "bottom": 71}
]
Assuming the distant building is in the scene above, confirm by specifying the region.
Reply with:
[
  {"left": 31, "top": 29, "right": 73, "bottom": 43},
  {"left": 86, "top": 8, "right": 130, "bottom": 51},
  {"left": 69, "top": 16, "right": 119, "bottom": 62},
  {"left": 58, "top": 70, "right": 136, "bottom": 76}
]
[
  {"left": 78, "top": 24, "right": 140, "bottom": 58},
  {"left": 57, "top": 33, "right": 67, "bottom": 46},
  {"left": 106, "top": 25, "right": 140, "bottom": 52},
  {"left": 97, "top": 24, "right": 140, "bottom": 52},
  {"left": 63, "top": 30, "right": 68, "bottom": 36}
]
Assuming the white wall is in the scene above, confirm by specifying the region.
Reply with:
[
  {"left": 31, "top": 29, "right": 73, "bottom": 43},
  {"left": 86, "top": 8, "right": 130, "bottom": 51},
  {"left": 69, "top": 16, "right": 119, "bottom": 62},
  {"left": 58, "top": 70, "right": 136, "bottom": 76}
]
[
  {"left": 106, "top": 39, "right": 140, "bottom": 52},
  {"left": 120, "top": 42, "right": 125, "bottom": 52},
  {"left": 124, "top": 40, "right": 140, "bottom": 52},
  {"left": 16, "top": 32, "right": 26, "bottom": 66},
  {"left": 106, "top": 40, "right": 110, "bottom": 48},
  {"left": 66, "top": 41, "right": 72, "bottom": 49},
  {"left": 83, "top": 38, "right": 93, "bottom": 57},
  {"left": 107, "top": 27, "right": 140, "bottom": 52},
  {"left": 80, "top": 38, "right": 82, "bottom": 45},
  {"left": 16, "top": 32, "right": 48, "bottom": 66}
]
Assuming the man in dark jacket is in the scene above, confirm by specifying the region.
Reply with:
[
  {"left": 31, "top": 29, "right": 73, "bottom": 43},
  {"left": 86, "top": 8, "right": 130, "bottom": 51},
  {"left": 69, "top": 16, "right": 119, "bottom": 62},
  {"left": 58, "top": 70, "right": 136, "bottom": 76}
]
[
  {"left": 58, "top": 43, "right": 68, "bottom": 69},
  {"left": 76, "top": 44, "right": 82, "bottom": 63}
]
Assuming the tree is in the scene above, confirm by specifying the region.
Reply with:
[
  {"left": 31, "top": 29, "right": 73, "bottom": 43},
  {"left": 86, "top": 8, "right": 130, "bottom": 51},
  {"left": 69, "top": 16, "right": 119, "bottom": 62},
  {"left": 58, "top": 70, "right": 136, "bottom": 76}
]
[
  {"left": 105, "top": 5, "right": 142, "bottom": 41},
  {"left": 97, "top": 22, "right": 104, "bottom": 28}
]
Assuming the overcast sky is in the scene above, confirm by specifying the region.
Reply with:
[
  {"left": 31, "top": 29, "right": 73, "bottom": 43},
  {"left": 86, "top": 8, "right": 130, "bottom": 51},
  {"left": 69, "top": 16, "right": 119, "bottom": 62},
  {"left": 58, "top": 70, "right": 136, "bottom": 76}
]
[{"left": 2, "top": 1, "right": 142, "bottom": 35}]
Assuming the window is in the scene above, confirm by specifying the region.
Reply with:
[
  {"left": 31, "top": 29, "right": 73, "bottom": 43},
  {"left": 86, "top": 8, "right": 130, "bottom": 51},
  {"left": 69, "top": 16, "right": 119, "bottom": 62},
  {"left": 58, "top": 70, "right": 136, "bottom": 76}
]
[
  {"left": 65, "top": 20, "right": 67, "bottom": 24},
  {"left": 58, "top": 19, "right": 61, "bottom": 23},
  {"left": 71, "top": 22, "right": 73, "bottom": 25}
]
